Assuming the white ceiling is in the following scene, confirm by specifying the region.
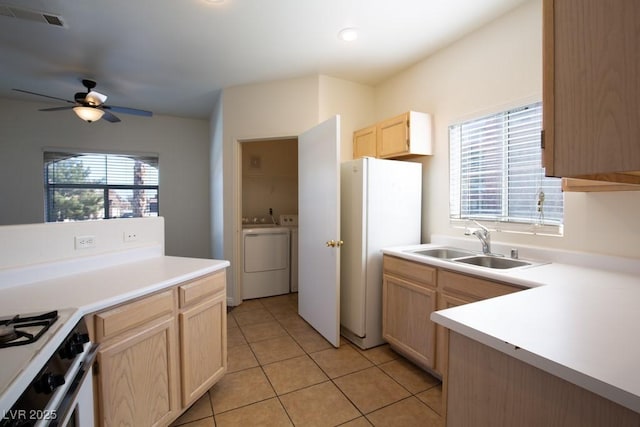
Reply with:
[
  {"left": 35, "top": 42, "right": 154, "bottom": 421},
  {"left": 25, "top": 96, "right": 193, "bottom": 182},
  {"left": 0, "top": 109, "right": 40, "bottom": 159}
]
[{"left": 0, "top": 0, "right": 528, "bottom": 120}]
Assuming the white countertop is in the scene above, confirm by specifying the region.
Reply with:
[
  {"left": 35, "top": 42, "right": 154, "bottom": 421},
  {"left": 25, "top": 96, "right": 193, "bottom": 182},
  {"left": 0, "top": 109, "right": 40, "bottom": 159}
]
[
  {"left": 0, "top": 252, "right": 229, "bottom": 412},
  {"left": 383, "top": 241, "right": 640, "bottom": 413}
]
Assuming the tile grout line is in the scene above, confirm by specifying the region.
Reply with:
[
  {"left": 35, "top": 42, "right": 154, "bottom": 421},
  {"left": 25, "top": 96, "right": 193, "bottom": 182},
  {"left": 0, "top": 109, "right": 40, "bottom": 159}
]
[{"left": 220, "top": 295, "right": 442, "bottom": 425}]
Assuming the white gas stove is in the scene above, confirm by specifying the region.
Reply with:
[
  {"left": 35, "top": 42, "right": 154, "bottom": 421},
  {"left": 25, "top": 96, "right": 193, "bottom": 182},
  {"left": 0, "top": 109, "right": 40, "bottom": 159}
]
[{"left": 0, "top": 308, "right": 97, "bottom": 426}]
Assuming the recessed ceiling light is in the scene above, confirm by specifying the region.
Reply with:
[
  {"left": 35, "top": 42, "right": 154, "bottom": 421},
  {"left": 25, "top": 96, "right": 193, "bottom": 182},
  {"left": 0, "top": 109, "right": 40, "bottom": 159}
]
[{"left": 338, "top": 27, "right": 358, "bottom": 42}]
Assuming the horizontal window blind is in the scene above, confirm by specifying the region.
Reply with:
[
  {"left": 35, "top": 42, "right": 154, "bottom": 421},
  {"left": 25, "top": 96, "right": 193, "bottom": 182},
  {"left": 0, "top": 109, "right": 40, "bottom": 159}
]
[
  {"left": 450, "top": 102, "right": 563, "bottom": 227},
  {"left": 44, "top": 151, "right": 159, "bottom": 222}
]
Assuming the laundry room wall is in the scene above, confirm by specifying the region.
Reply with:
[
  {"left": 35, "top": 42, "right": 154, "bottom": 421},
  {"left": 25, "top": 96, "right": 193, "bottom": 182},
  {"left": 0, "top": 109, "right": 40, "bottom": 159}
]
[{"left": 242, "top": 138, "right": 298, "bottom": 221}]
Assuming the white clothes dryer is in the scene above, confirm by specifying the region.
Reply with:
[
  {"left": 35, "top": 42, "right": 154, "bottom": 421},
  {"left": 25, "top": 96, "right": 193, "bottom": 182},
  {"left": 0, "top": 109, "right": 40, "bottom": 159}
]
[{"left": 242, "top": 225, "right": 290, "bottom": 299}]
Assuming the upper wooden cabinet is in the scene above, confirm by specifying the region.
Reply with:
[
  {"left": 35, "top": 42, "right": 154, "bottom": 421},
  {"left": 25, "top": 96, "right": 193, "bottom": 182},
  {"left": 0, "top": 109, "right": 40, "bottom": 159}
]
[
  {"left": 352, "top": 111, "right": 432, "bottom": 160},
  {"left": 543, "top": 0, "right": 640, "bottom": 186},
  {"left": 353, "top": 125, "right": 377, "bottom": 159},
  {"left": 377, "top": 111, "right": 432, "bottom": 159}
]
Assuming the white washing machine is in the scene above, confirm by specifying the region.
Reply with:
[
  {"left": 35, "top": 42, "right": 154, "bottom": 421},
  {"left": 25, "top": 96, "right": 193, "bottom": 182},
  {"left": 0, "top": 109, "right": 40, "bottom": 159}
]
[
  {"left": 242, "top": 225, "right": 290, "bottom": 299},
  {"left": 279, "top": 214, "right": 298, "bottom": 292}
]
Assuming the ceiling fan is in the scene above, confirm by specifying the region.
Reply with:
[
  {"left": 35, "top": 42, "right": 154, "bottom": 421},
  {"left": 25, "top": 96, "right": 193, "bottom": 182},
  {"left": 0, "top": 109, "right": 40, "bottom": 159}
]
[{"left": 13, "top": 79, "right": 153, "bottom": 123}]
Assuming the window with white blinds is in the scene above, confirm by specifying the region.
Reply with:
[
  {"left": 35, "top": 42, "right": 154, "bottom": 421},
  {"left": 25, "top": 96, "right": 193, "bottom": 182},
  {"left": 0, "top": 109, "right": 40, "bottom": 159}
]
[
  {"left": 44, "top": 151, "right": 159, "bottom": 222},
  {"left": 449, "top": 102, "right": 563, "bottom": 229}
]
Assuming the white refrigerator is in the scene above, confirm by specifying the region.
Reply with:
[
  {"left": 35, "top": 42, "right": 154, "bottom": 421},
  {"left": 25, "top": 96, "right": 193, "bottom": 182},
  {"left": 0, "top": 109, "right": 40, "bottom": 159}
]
[{"left": 340, "top": 157, "right": 422, "bottom": 349}]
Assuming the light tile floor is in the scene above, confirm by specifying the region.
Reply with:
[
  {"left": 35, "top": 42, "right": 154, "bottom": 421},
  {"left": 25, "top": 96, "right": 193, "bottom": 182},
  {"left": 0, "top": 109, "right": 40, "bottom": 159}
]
[{"left": 170, "top": 293, "right": 443, "bottom": 427}]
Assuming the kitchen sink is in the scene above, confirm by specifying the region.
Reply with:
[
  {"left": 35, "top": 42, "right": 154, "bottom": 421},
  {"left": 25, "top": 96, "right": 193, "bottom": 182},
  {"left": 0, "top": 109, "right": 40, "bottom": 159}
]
[
  {"left": 454, "top": 255, "right": 532, "bottom": 269},
  {"left": 404, "top": 246, "right": 544, "bottom": 270},
  {"left": 411, "top": 247, "right": 476, "bottom": 259}
]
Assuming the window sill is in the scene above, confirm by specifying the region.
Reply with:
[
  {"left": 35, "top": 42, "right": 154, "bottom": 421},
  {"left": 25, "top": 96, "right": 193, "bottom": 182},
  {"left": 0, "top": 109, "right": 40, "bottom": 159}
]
[{"left": 450, "top": 219, "right": 563, "bottom": 237}]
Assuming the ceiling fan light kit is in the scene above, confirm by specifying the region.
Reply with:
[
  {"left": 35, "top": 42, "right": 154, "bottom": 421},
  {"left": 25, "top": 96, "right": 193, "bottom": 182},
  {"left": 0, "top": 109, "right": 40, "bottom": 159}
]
[
  {"left": 13, "top": 79, "right": 153, "bottom": 124},
  {"left": 85, "top": 91, "right": 107, "bottom": 106},
  {"left": 73, "top": 106, "right": 105, "bottom": 123}
]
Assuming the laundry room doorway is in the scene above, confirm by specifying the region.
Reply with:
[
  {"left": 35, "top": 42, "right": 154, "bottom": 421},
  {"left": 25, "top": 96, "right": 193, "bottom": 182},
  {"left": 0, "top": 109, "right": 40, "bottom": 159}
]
[{"left": 239, "top": 137, "right": 299, "bottom": 301}]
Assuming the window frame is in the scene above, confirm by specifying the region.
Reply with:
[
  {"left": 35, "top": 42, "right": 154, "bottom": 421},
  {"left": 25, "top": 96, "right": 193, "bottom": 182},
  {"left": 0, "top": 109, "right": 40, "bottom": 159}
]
[
  {"left": 448, "top": 101, "right": 564, "bottom": 236},
  {"left": 43, "top": 149, "right": 159, "bottom": 222}
]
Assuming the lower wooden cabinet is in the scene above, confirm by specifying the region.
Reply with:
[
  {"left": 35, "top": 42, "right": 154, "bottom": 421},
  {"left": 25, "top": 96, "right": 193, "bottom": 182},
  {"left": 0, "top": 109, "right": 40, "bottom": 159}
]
[
  {"left": 92, "top": 270, "right": 227, "bottom": 427},
  {"left": 383, "top": 274, "right": 437, "bottom": 370},
  {"left": 382, "top": 255, "right": 522, "bottom": 377},
  {"left": 178, "top": 272, "right": 227, "bottom": 407},
  {"left": 382, "top": 256, "right": 437, "bottom": 370},
  {"left": 435, "top": 269, "right": 520, "bottom": 374},
  {"left": 97, "top": 315, "right": 180, "bottom": 427}
]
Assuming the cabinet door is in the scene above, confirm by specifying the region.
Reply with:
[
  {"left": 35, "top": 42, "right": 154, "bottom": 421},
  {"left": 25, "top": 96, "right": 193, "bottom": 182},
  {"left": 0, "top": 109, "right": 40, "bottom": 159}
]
[
  {"left": 353, "top": 125, "right": 377, "bottom": 158},
  {"left": 382, "top": 274, "right": 437, "bottom": 370},
  {"left": 543, "top": 0, "right": 640, "bottom": 182},
  {"left": 179, "top": 292, "right": 227, "bottom": 407},
  {"left": 377, "top": 113, "right": 409, "bottom": 158},
  {"left": 97, "top": 316, "right": 179, "bottom": 427}
]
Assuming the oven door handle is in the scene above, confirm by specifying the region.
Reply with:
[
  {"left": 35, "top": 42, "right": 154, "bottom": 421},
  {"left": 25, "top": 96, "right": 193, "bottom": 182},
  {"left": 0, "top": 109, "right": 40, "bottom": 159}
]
[{"left": 50, "top": 343, "right": 99, "bottom": 427}]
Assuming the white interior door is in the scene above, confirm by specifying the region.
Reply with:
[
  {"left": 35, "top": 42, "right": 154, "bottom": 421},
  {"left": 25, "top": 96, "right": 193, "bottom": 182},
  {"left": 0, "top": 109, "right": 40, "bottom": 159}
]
[{"left": 298, "top": 115, "right": 341, "bottom": 347}]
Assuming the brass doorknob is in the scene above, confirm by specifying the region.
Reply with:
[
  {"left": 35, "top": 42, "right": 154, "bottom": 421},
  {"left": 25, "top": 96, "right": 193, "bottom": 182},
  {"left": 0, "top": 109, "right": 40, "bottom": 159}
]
[{"left": 326, "top": 240, "right": 344, "bottom": 247}]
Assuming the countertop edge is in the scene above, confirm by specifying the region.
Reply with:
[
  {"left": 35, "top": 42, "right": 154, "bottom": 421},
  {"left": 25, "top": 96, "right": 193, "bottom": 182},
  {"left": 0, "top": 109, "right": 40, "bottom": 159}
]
[{"left": 431, "top": 311, "right": 640, "bottom": 413}]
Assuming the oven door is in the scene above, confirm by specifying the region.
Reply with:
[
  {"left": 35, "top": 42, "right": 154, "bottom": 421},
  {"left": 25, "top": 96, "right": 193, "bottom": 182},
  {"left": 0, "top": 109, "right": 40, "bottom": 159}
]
[{"left": 49, "top": 343, "right": 99, "bottom": 427}]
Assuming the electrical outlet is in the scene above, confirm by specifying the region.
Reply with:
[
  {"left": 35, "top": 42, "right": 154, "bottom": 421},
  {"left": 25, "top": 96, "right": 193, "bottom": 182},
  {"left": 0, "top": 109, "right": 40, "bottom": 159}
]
[
  {"left": 75, "top": 235, "right": 96, "bottom": 250},
  {"left": 123, "top": 231, "right": 138, "bottom": 242}
]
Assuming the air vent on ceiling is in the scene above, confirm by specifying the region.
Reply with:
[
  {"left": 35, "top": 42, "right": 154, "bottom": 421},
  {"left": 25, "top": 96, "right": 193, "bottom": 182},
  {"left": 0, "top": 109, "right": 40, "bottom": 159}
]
[{"left": 0, "top": 4, "right": 65, "bottom": 27}]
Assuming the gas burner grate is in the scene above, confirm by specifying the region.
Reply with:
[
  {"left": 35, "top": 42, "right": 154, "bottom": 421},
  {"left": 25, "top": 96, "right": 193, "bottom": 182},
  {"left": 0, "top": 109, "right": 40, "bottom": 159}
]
[{"left": 0, "top": 310, "right": 59, "bottom": 348}]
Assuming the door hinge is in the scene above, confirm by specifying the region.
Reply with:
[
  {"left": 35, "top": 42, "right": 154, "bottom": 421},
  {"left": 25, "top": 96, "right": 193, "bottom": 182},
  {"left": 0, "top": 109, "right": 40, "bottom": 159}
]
[{"left": 540, "top": 129, "right": 545, "bottom": 149}]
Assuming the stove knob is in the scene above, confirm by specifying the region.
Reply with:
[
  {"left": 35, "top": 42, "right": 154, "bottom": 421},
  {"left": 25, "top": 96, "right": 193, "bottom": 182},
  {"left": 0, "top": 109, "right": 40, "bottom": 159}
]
[
  {"left": 59, "top": 341, "right": 84, "bottom": 359},
  {"left": 73, "top": 332, "right": 90, "bottom": 344},
  {"left": 34, "top": 372, "right": 65, "bottom": 394}
]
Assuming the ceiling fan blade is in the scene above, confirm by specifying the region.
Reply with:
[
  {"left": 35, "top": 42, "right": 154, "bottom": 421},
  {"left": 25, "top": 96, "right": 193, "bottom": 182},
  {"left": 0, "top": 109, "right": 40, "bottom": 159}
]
[
  {"left": 12, "top": 89, "right": 75, "bottom": 104},
  {"left": 39, "top": 106, "right": 75, "bottom": 112},
  {"left": 102, "top": 110, "right": 121, "bottom": 123},
  {"left": 104, "top": 105, "right": 153, "bottom": 117}
]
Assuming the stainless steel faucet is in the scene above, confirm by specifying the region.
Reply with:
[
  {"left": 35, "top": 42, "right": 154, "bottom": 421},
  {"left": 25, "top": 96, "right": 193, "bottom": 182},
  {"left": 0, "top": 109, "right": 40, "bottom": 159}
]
[{"left": 465, "top": 220, "right": 491, "bottom": 255}]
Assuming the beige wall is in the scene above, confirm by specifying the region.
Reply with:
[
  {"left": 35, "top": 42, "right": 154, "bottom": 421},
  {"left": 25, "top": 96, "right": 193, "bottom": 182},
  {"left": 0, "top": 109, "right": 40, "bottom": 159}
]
[
  {"left": 241, "top": 138, "right": 298, "bottom": 220},
  {"left": 374, "top": 0, "right": 640, "bottom": 259},
  {"left": 319, "top": 75, "right": 376, "bottom": 161},
  {"left": 0, "top": 98, "right": 211, "bottom": 258},
  {"left": 219, "top": 76, "right": 319, "bottom": 303},
  {"left": 218, "top": 75, "right": 374, "bottom": 303}
]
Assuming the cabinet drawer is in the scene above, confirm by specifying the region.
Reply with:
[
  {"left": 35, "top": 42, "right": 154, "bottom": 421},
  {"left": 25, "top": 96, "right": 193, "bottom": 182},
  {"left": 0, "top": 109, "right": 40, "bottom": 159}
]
[
  {"left": 438, "top": 270, "right": 520, "bottom": 302},
  {"left": 179, "top": 271, "right": 226, "bottom": 308},
  {"left": 95, "top": 289, "right": 175, "bottom": 342},
  {"left": 383, "top": 255, "right": 436, "bottom": 288}
]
